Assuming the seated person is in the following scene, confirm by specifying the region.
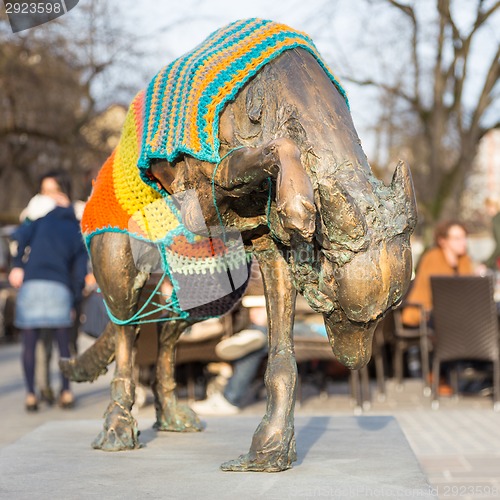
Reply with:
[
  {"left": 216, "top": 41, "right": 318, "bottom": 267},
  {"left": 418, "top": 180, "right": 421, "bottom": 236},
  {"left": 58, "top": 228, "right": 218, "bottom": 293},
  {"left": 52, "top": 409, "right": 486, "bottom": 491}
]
[
  {"left": 401, "top": 220, "right": 481, "bottom": 395},
  {"left": 191, "top": 294, "right": 267, "bottom": 416},
  {"left": 402, "top": 220, "right": 474, "bottom": 327},
  {"left": 191, "top": 259, "right": 331, "bottom": 416},
  {"left": 191, "top": 293, "right": 331, "bottom": 415}
]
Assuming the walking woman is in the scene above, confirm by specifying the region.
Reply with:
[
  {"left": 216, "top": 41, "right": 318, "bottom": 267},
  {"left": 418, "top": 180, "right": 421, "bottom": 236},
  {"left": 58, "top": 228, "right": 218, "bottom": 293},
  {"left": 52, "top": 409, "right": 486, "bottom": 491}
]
[{"left": 9, "top": 171, "right": 88, "bottom": 411}]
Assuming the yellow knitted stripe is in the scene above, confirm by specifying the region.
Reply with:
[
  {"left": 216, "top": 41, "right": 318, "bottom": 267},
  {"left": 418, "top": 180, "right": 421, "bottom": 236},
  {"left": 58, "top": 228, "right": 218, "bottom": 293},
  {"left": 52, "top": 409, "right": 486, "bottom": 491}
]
[
  {"left": 112, "top": 95, "right": 179, "bottom": 241},
  {"left": 129, "top": 198, "right": 181, "bottom": 242}
]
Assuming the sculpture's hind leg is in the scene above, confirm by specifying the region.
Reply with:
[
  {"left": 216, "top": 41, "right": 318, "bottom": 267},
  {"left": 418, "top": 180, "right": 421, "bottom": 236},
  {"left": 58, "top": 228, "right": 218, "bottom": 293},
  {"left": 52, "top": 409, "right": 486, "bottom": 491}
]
[
  {"left": 89, "top": 233, "right": 149, "bottom": 451},
  {"left": 92, "top": 323, "right": 140, "bottom": 451},
  {"left": 153, "top": 319, "right": 203, "bottom": 432},
  {"left": 221, "top": 238, "right": 297, "bottom": 472}
]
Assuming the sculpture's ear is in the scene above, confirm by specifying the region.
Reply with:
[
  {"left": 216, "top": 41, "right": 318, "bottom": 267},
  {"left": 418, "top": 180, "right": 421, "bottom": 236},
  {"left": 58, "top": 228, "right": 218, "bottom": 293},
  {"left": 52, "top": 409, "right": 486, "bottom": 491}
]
[
  {"left": 149, "top": 160, "right": 175, "bottom": 194},
  {"left": 390, "top": 160, "right": 417, "bottom": 233},
  {"left": 246, "top": 78, "right": 264, "bottom": 123}
]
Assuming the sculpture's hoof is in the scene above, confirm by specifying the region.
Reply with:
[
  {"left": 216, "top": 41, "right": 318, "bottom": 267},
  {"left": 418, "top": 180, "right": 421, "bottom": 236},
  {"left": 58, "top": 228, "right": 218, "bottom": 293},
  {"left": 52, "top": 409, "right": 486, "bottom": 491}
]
[
  {"left": 154, "top": 403, "right": 203, "bottom": 432},
  {"left": 92, "top": 427, "right": 140, "bottom": 452},
  {"left": 220, "top": 451, "right": 294, "bottom": 473},
  {"left": 59, "top": 357, "right": 107, "bottom": 383},
  {"left": 221, "top": 430, "right": 297, "bottom": 472},
  {"left": 92, "top": 403, "right": 140, "bottom": 451}
]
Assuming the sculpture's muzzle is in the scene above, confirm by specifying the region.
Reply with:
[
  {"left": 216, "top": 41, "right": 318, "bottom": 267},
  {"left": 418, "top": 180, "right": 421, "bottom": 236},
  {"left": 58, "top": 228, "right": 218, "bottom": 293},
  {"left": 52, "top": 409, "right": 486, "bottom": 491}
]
[
  {"left": 318, "top": 235, "right": 412, "bottom": 370},
  {"left": 323, "top": 311, "right": 376, "bottom": 370}
]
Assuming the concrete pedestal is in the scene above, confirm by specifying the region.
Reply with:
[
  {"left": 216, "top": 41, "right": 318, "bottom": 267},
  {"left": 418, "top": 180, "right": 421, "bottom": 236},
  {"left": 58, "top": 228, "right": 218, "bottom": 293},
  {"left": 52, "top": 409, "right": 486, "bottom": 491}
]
[{"left": 0, "top": 416, "right": 436, "bottom": 499}]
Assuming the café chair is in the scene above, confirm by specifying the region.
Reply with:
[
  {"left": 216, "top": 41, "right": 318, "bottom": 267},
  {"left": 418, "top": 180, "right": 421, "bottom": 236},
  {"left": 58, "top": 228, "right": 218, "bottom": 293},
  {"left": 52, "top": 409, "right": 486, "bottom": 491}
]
[
  {"left": 430, "top": 275, "right": 500, "bottom": 411},
  {"left": 391, "top": 304, "right": 432, "bottom": 396}
]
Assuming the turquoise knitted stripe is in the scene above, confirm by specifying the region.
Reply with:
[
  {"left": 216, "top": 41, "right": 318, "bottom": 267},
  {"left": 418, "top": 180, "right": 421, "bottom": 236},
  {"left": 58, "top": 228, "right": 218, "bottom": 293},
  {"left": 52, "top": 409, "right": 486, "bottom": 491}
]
[
  {"left": 169, "top": 19, "right": 265, "bottom": 152},
  {"left": 145, "top": 19, "right": 264, "bottom": 161}
]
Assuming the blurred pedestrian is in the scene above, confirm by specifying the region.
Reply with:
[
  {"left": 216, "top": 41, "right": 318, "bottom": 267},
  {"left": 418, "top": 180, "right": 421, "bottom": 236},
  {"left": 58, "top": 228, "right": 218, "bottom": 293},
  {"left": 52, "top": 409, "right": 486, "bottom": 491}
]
[
  {"left": 190, "top": 294, "right": 268, "bottom": 415},
  {"left": 17, "top": 182, "right": 58, "bottom": 404},
  {"left": 9, "top": 170, "right": 88, "bottom": 411}
]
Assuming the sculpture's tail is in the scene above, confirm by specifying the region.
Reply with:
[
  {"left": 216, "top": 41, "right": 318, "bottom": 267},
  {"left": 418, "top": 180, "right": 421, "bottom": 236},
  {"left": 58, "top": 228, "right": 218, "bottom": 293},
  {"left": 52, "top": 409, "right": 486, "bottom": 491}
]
[{"left": 59, "top": 321, "right": 116, "bottom": 382}]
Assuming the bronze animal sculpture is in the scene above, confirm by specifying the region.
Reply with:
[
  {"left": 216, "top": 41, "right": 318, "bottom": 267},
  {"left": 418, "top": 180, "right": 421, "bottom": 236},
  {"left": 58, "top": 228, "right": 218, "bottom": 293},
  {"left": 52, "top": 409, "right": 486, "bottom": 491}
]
[{"left": 61, "top": 19, "right": 417, "bottom": 472}]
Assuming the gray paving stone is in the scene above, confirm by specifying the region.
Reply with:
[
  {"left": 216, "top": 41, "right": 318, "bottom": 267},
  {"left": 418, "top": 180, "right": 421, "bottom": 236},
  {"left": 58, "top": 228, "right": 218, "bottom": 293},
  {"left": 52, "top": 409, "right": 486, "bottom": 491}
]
[
  {"left": 2, "top": 338, "right": 500, "bottom": 498},
  {"left": 419, "top": 455, "right": 470, "bottom": 473},
  {"left": 0, "top": 416, "right": 436, "bottom": 500}
]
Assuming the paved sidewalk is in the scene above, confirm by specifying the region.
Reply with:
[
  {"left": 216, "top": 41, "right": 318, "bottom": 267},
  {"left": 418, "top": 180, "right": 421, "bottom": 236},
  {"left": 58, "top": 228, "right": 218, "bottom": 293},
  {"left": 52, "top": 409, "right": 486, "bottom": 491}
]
[
  {"left": 0, "top": 416, "right": 436, "bottom": 500},
  {"left": 1, "top": 337, "right": 499, "bottom": 499}
]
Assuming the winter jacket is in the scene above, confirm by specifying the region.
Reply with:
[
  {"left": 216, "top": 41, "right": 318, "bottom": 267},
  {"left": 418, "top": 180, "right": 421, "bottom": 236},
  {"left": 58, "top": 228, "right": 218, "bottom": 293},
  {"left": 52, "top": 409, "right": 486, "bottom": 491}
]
[
  {"left": 11, "top": 206, "right": 88, "bottom": 305},
  {"left": 401, "top": 247, "right": 474, "bottom": 327}
]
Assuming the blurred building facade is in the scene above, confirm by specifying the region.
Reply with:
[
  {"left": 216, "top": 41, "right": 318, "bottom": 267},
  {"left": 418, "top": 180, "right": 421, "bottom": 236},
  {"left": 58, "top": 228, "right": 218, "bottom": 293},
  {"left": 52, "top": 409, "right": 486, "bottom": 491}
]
[{"left": 461, "top": 129, "right": 500, "bottom": 226}]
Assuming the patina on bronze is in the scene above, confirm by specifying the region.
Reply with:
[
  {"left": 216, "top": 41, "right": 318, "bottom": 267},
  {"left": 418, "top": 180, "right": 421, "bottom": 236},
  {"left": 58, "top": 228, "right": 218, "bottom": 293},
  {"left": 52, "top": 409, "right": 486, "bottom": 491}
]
[{"left": 61, "top": 48, "right": 417, "bottom": 471}]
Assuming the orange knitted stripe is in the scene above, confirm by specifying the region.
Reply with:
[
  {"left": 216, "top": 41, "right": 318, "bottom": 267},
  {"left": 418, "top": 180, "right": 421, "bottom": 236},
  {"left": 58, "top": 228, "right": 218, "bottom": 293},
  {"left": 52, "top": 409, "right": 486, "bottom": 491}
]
[
  {"left": 81, "top": 151, "right": 134, "bottom": 236},
  {"left": 169, "top": 234, "right": 227, "bottom": 258},
  {"left": 131, "top": 90, "right": 145, "bottom": 148}
]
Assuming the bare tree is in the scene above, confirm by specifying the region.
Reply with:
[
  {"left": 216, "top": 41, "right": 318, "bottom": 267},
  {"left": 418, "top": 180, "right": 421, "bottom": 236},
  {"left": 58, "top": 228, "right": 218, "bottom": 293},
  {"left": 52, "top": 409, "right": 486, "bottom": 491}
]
[
  {"left": 0, "top": 1, "right": 149, "bottom": 218},
  {"left": 331, "top": 0, "right": 499, "bottom": 236}
]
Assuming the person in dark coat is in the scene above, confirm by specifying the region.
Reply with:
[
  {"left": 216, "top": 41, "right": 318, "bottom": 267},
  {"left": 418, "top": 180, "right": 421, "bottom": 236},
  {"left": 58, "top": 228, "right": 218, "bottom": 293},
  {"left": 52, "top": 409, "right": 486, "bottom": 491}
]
[{"left": 9, "top": 171, "right": 88, "bottom": 411}]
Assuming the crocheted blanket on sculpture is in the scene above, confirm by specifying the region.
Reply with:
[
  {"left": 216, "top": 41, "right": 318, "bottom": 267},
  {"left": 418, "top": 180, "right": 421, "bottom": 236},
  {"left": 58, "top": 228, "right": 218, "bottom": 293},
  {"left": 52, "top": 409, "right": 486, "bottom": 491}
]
[
  {"left": 81, "top": 18, "right": 346, "bottom": 322},
  {"left": 138, "top": 17, "right": 347, "bottom": 175}
]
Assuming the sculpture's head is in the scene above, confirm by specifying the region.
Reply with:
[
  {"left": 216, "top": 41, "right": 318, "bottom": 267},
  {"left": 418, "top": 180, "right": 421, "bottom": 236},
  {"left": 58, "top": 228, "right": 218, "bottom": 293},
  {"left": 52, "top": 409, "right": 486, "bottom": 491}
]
[{"left": 299, "top": 160, "right": 417, "bottom": 370}]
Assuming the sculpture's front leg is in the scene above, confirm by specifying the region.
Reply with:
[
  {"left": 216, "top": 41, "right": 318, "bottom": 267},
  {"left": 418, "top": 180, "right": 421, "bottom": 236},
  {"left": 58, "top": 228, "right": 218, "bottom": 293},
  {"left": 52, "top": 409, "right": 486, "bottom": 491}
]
[
  {"left": 221, "top": 243, "right": 297, "bottom": 472},
  {"left": 153, "top": 319, "right": 203, "bottom": 432}
]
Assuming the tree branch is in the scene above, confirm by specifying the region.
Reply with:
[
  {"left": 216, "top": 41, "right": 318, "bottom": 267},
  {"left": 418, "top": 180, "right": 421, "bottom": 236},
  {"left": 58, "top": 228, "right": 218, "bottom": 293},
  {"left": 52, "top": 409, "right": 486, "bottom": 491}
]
[
  {"left": 384, "top": 0, "right": 421, "bottom": 107},
  {"left": 386, "top": 0, "right": 416, "bottom": 20},
  {"left": 470, "top": 44, "right": 500, "bottom": 135},
  {"left": 475, "top": 1, "right": 500, "bottom": 30},
  {"left": 343, "top": 76, "right": 419, "bottom": 107}
]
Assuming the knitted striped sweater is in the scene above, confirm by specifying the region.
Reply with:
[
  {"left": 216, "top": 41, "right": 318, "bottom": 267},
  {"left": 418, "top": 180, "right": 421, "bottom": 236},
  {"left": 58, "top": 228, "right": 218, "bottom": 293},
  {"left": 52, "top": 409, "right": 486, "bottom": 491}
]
[{"left": 81, "top": 88, "right": 250, "bottom": 320}]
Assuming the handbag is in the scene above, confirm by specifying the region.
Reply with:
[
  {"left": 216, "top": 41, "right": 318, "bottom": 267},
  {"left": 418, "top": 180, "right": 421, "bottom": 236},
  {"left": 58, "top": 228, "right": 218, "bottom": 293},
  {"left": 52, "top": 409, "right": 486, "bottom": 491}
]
[{"left": 80, "top": 290, "right": 109, "bottom": 338}]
